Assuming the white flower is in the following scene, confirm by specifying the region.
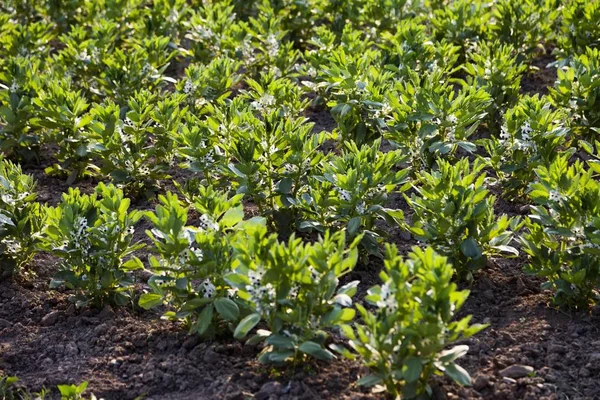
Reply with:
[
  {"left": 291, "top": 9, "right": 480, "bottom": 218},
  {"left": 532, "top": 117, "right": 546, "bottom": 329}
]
[
  {"left": 446, "top": 114, "right": 458, "bottom": 124},
  {"left": 446, "top": 129, "right": 456, "bottom": 142},
  {"left": 190, "top": 247, "right": 204, "bottom": 260},
  {"left": 521, "top": 121, "right": 533, "bottom": 135},
  {"left": 183, "top": 80, "right": 194, "bottom": 94},
  {"left": 3, "top": 240, "right": 21, "bottom": 254},
  {"left": 9, "top": 81, "right": 18, "bottom": 92},
  {"left": 337, "top": 189, "right": 352, "bottom": 202},
  {"left": 356, "top": 201, "right": 366, "bottom": 215},
  {"left": 499, "top": 125, "right": 510, "bottom": 142},
  {"left": 199, "top": 279, "right": 216, "bottom": 298},
  {"left": 266, "top": 34, "right": 279, "bottom": 58},
  {"left": 198, "top": 214, "right": 218, "bottom": 231},
  {"left": 248, "top": 267, "right": 265, "bottom": 286},
  {"left": 548, "top": 190, "right": 562, "bottom": 202}
]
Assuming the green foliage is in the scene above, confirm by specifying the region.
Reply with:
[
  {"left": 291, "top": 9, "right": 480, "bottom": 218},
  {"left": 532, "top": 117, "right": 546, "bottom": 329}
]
[
  {"left": 463, "top": 41, "right": 527, "bottom": 131},
  {"left": 0, "top": 375, "right": 49, "bottom": 400},
  {"left": 387, "top": 69, "right": 491, "bottom": 169},
  {"left": 521, "top": 157, "right": 600, "bottom": 309},
  {"left": 43, "top": 183, "right": 144, "bottom": 307},
  {"left": 336, "top": 245, "right": 486, "bottom": 398},
  {"left": 89, "top": 91, "right": 178, "bottom": 197},
  {"left": 430, "top": 0, "right": 490, "bottom": 58},
  {"left": 141, "top": 190, "right": 263, "bottom": 336},
  {"left": 379, "top": 20, "right": 460, "bottom": 76},
  {"left": 319, "top": 47, "right": 393, "bottom": 145},
  {"left": 298, "top": 139, "right": 410, "bottom": 256},
  {"left": 481, "top": 95, "right": 573, "bottom": 199},
  {"left": 32, "top": 79, "right": 96, "bottom": 183},
  {"left": 549, "top": 47, "right": 600, "bottom": 140},
  {"left": 0, "top": 57, "right": 43, "bottom": 161},
  {"left": 556, "top": 0, "right": 600, "bottom": 58},
  {"left": 407, "top": 159, "right": 520, "bottom": 280},
  {"left": 175, "top": 57, "right": 241, "bottom": 115},
  {"left": 227, "top": 231, "right": 361, "bottom": 364},
  {"left": 0, "top": 157, "right": 43, "bottom": 279},
  {"left": 216, "top": 102, "right": 326, "bottom": 227},
  {"left": 488, "top": 0, "right": 555, "bottom": 63}
]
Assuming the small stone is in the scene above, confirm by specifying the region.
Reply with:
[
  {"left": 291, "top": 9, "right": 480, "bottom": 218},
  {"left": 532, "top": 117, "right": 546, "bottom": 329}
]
[
  {"left": 41, "top": 311, "right": 63, "bottom": 326},
  {"left": 182, "top": 335, "right": 200, "bottom": 350},
  {"left": 547, "top": 343, "right": 567, "bottom": 354},
  {"left": 203, "top": 348, "right": 219, "bottom": 364},
  {"left": 502, "top": 377, "right": 517, "bottom": 384},
  {"left": 2, "top": 289, "right": 15, "bottom": 299},
  {"left": 500, "top": 365, "right": 534, "bottom": 379},
  {"left": 473, "top": 375, "right": 490, "bottom": 391},
  {"left": 93, "top": 323, "right": 109, "bottom": 337},
  {"left": 0, "top": 318, "right": 11, "bottom": 328},
  {"left": 255, "top": 381, "right": 283, "bottom": 400}
]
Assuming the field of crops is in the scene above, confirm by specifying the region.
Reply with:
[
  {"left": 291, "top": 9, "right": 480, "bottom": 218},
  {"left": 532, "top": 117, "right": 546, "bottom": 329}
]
[{"left": 1, "top": 0, "right": 600, "bottom": 399}]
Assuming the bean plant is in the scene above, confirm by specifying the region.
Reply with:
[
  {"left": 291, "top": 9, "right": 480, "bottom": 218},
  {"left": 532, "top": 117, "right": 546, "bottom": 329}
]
[
  {"left": 387, "top": 69, "right": 491, "bottom": 169},
  {"left": 481, "top": 95, "right": 573, "bottom": 199},
  {"left": 407, "top": 159, "right": 520, "bottom": 280},
  {"left": 141, "top": 190, "right": 265, "bottom": 336},
  {"left": 335, "top": 245, "right": 486, "bottom": 399},
  {"left": 550, "top": 47, "right": 600, "bottom": 140},
  {"left": 463, "top": 41, "right": 527, "bottom": 132},
  {"left": 556, "top": 0, "right": 600, "bottom": 59},
  {"left": 43, "top": 184, "right": 144, "bottom": 307},
  {"left": 0, "top": 57, "right": 43, "bottom": 161},
  {"left": 227, "top": 231, "right": 361, "bottom": 364},
  {"left": 521, "top": 157, "right": 600, "bottom": 309},
  {"left": 0, "top": 157, "right": 43, "bottom": 279},
  {"left": 298, "top": 139, "right": 410, "bottom": 256}
]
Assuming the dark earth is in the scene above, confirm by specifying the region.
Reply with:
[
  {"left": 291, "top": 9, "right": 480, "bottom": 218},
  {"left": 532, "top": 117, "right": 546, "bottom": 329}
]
[{"left": 2, "top": 49, "right": 600, "bottom": 400}]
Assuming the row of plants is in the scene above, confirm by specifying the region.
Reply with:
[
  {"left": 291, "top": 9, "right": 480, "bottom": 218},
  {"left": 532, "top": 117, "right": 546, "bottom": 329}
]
[
  {"left": 2, "top": 144, "right": 600, "bottom": 395},
  {"left": 1, "top": 0, "right": 597, "bottom": 62}
]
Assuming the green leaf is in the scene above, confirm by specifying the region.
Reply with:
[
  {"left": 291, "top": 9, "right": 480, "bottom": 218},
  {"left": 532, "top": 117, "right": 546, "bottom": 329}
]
[
  {"left": 276, "top": 178, "right": 293, "bottom": 194},
  {"left": 445, "top": 363, "right": 472, "bottom": 386},
  {"left": 234, "top": 313, "right": 261, "bottom": 339},
  {"left": 404, "top": 357, "right": 423, "bottom": 383},
  {"left": 196, "top": 304, "right": 214, "bottom": 335},
  {"left": 356, "top": 374, "right": 383, "bottom": 387},
  {"left": 220, "top": 206, "right": 244, "bottom": 228},
  {"left": 347, "top": 216, "right": 362, "bottom": 236},
  {"left": 460, "top": 237, "right": 482, "bottom": 258},
  {"left": 329, "top": 343, "right": 356, "bottom": 360},
  {"left": 439, "top": 345, "right": 469, "bottom": 363},
  {"left": 265, "top": 334, "right": 295, "bottom": 349},
  {"left": 138, "top": 293, "right": 163, "bottom": 310},
  {"left": 214, "top": 298, "right": 239, "bottom": 321},
  {"left": 122, "top": 257, "right": 143, "bottom": 271},
  {"left": 298, "top": 341, "right": 334, "bottom": 361}
]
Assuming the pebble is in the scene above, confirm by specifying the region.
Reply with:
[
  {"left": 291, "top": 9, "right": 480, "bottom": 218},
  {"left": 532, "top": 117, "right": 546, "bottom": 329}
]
[
  {"left": 500, "top": 365, "right": 534, "bottom": 379},
  {"left": 0, "top": 318, "right": 11, "bottom": 328},
  {"left": 40, "top": 311, "right": 63, "bottom": 326},
  {"left": 255, "top": 381, "right": 283, "bottom": 400},
  {"left": 473, "top": 375, "right": 490, "bottom": 391}
]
